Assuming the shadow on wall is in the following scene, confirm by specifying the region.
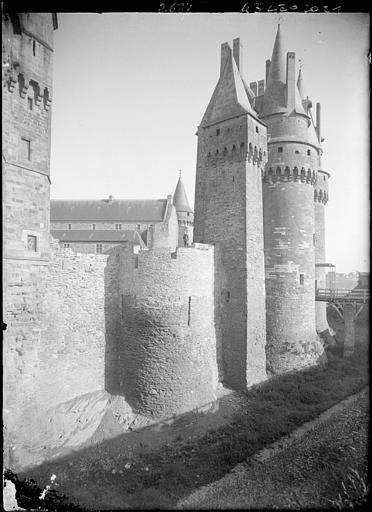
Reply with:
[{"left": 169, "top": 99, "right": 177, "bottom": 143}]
[{"left": 104, "top": 246, "right": 122, "bottom": 395}]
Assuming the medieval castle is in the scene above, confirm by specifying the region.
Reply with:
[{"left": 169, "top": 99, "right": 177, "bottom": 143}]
[{"left": 3, "top": 13, "right": 330, "bottom": 471}]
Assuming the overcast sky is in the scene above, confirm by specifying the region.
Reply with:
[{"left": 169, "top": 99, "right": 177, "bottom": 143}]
[{"left": 50, "top": 12, "right": 369, "bottom": 273}]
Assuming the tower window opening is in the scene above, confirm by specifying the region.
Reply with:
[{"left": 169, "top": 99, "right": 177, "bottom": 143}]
[
  {"left": 134, "top": 255, "right": 139, "bottom": 268},
  {"left": 278, "top": 147, "right": 283, "bottom": 153},
  {"left": 92, "top": 223, "right": 96, "bottom": 230},
  {"left": 27, "top": 234, "right": 37, "bottom": 252},
  {"left": 295, "top": 150, "right": 299, "bottom": 154},
  {"left": 21, "top": 137, "right": 31, "bottom": 160},
  {"left": 68, "top": 223, "right": 71, "bottom": 230},
  {"left": 307, "top": 149, "right": 311, "bottom": 155},
  {"left": 216, "top": 129, "right": 220, "bottom": 136},
  {"left": 323, "top": 176, "right": 326, "bottom": 181},
  {"left": 32, "top": 39, "right": 36, "bottom": 56},
  {"left": 226, "top": 291, "right": 231, "bottom": 302},
  {"left": 96, "top": 243, "right": 102, "bottom": 253},
  {"left": 300, "top": 274, "right": 305, "bottom": 285},
  {"left": 255, "top": 126, "right": 259, "bottom": 133},
  {"left": 232, "top": 176, "right": 235, "bottom": 182},
  {"left": 27, "top": 97, "right": 33, "bottom": 110},
  {"left": 187, "top": 296, "right": 191, "bottom": 326},
  {"left": 115, "top": 223, "right": 122, "bottom": 230},
  {"left": 63, "top": 243, "right": 70, "bottom": 248}
]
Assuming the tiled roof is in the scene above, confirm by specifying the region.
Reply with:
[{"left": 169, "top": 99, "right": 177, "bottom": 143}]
[
  {"left": 50, "top": 199, "right": 168, "bottom": 222},
  {"left": 51, "top": 229, "right": 146, "bottom": 247}
]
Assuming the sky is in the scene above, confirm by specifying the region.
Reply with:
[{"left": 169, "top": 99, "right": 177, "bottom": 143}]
[{"left": 50, "top": 13, "right": 369, "bottom": 273}]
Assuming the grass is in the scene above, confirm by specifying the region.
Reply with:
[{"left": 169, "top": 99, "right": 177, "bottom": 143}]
[
  {"left": 325, "top": 468, "right": 369, "bottom": 509},
  {"left": 11, "top": 350, "right": 368, "bottom": 510}
]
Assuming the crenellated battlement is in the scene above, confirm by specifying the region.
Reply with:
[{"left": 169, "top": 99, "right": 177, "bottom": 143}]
[
  {"left": 263, "top": 166, "right": 316, "bottom": 184},
  {"left": 314, "top": 188, "right": 329, "bottom": 204},
  {"left": 5, "top": 70, "right": 52, "bottom": 110},
  {"left": 204, "top": 141, "right": 267, "bottom": 167}
]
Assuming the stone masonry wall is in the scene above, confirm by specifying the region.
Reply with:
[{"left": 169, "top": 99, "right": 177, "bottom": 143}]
[
  {"left": 194, "top": 113, "right": 267, "bottom": 389},
  {"left": 3, "top": 239, "right": 109, "bottom": 468},
  {"left": 116, "top": 243, "right": 222, "bottom": 419}
]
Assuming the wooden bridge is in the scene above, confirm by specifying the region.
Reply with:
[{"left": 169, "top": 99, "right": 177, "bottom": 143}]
[{"left": 315, "top": 287, "right": 369, "bottom": 357}]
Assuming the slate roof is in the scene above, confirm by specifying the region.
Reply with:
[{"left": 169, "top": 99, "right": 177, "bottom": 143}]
[
  {"left": 50, "top": 199, "right": 168, "bottom": 222},
  {"left": 173, "top": 176, "right": 193, "bottom": 213},
  {"left": 51, "top": 229, "right": 146, "bottom": 247}
]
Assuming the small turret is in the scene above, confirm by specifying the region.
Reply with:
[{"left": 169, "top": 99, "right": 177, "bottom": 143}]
[{"left": 173, "top": 170, "right": 194, "bottom": 247}]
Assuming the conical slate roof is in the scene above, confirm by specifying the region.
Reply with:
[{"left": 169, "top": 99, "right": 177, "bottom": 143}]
[
  {"left": 200, "top": 42, "right": 256, "bottom": 127},
  {"left": 173, "top": 174, "right": 193, "bottom": 213},
  {"left": 262, "top": 24, "right": 287, "bottom": 116}
]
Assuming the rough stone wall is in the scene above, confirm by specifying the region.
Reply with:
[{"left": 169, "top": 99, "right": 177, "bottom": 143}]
[
  {"left": 150, "top": 204, "right": 178, "bottom": 252},
  {"left": 2, "top": 13, "right": 54, "bottom": 262},
  {"left": 176, "top": 210, "right": 194, "bottom": 246},
  {"left": 194, "top": 114, "right": 267, "bottom": 389},
  {"left": 314, "top": 169, "right": 330, "bottom": 333},
  {"left": 3, "top": 239, "right": 109, "bottom": 468},
  {"left": 116, "top": 243, "right": 222, "bottom": 418},
  {"left": 262, "top": 116, "right": 326, "bottom": 374}
]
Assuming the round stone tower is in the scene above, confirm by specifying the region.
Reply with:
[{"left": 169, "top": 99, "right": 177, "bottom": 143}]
[
  {"left": 260, "top": 25, "right": 326, "bottom": 374},
  {"left": 173, "top": 170, "right": 194, "bottom": 247}
]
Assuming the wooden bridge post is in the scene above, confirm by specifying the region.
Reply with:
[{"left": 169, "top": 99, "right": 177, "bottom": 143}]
[{"left": 343, "top": 303, "right": 356, "bottom": 357}]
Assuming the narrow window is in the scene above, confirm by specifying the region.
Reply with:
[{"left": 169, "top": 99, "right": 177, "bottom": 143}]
[
  {"left": 27, "top": 97, "right": 33, "bottom": 110},
  {"left": 216, "top": 129, "right": 220, "bottom": 136},
  {"left": 137, "top": 224, "right": 140, "bottom": 231},
  {"left": 96, "top": 243, "right": 102, "bottom": 253},
  {"left": 307, "top": 149, "right": 311, "bottom": 156},
  {"left": 226, "top": 291, "right": 231, "bottom": 302},
  {"left": 32, "top": 39, "right": 36, "bottom": 56},
  {"left": 278, "top": 147, "right": 283, "bottom": 153},
  {"left": 68, "top": 223, "right": 71, "bottom": 230},
  {"left": 92, "top": 223, "right": 96, "bottom": 230},
  {"left": 187, "top": 296, "right": 191, "bottom": 326},
  {"left": 323, "top": 176, "right": 326, "bottom": 181},
  {"left": 300, "top": 274, "right": 304, "bottom": 285},
  {"left": 27, "top": 234, "right": 37, "bottom": 252},
  {"left": 134, "top": 254, "right": 139, "bottom": 268},
  {"left": 295, "top": 150, "right": 299, "bottom": 154},
  {"left": 63, "top": 243, "right": 70, "bottom": 248},
  {"left": 255, "top": 126, "right": 259, "bottom": 133},
  {"left": 232, "top": 176, "right": 235, "bottom": 182},
  {"left": 21, "top": 137, "right": 31, "bottom": 160},
  {"left": 115, "top": 223, "right": 122, "bottom": 230}
]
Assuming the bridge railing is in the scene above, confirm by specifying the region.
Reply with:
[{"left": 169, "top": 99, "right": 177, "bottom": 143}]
[{"left": 316, "top": 288, "right": 370, "bottom": 302}]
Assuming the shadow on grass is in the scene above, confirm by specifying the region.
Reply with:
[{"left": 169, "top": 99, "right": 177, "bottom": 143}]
[{"left": 8, "top": 354, "right": 368, "bottom": 511}]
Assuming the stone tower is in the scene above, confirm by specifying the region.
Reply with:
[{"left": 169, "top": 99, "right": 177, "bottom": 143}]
[
  {"left": 194, "top": 38, "right": 267, "bottom": 389},
  {"left": 258, "top": 25, "right": 325, "bottom": 373},
  {"left": 173, "top": 171, "right": 194, "bottom": 247},
  {"left": 2, "top": 12, "right": 57, "bottom": 467}
]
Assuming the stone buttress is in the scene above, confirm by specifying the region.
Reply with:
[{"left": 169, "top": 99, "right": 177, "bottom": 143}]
[{"left": 194, "top": 38, "right": 267, "bottom": 389}]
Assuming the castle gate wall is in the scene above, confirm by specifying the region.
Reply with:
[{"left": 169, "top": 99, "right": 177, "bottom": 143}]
[
  {"left": 3, "top": 240, "right": 110, "bottom": 468},
  {"left": 116, "top": 244, "right": 221, "bottom": 418}
]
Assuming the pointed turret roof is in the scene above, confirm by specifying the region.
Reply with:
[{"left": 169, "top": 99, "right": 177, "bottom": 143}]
[
  {"left": 173, "top": 172, "right": 193, "bottom": 213},
  {"left": 262, "top": 24, "right": 287, "bottom": 116},
  {"left": 200, "top": 42, "right": 256, "bottom": 127}
]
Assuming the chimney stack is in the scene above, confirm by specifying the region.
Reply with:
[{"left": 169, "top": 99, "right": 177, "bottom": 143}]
[
  {"left": 316, "top": 102, "right": 321, "bottom": 142},
  {"left": 233, "top": 37, "right": 243, "bottom": 75},
  {"left": 266, "top": 59, "right": 271, "bottom": 83},
  {"left": 286, "top": 52, "right": 296, "bottom": 111},
  {"left": 258, "top": 80, "right": 265, "bottom": 96},
  {"left": 249, "top": 81, "right": 258, "bottom": 96},
  {"left": 220, "top": 42, "right": 230, "bottom": 77}
]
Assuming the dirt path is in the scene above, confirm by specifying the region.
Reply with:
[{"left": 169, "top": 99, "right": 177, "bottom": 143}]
[{"left": 177, "top": 388, "right": 369, "bottom": 509}]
